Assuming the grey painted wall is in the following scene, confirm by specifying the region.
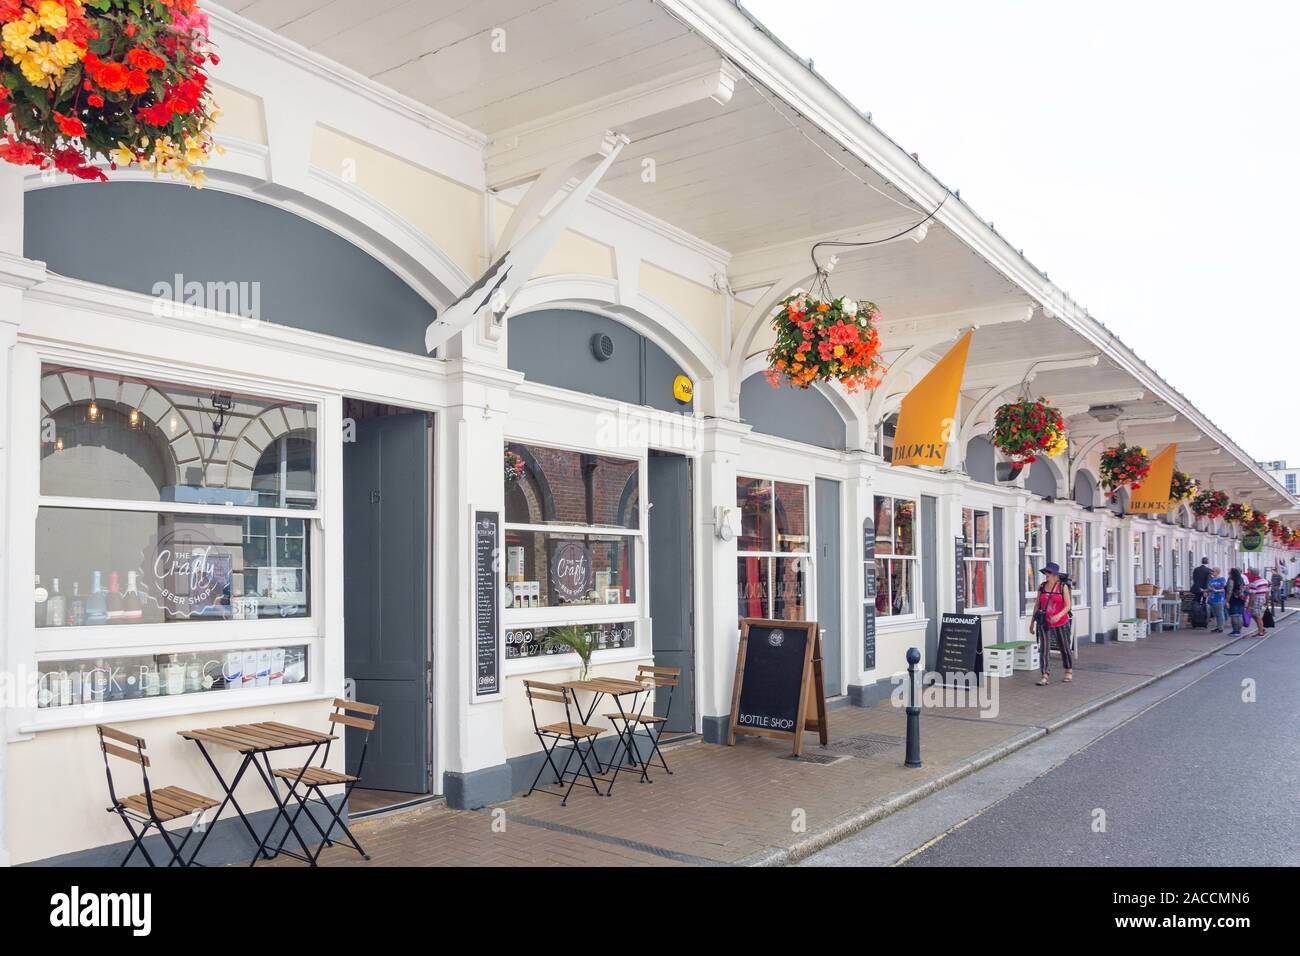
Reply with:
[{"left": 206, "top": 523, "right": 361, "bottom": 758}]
[
  {"left": 1073, "top": 470, "right": 1097, "bottom": 508},
  {"left": 1025, "top": 459, "right": 1058, "bottom": 498},
  {"left": 507, "top": 308, "right": 692, "bottom": 414},
  {"left": 25, "top": 182, "right": 436, "bottom": 354},
  {"left": 739, "top": 372, "right": 847, "bottom": 450},
  {"left": 966, "top": 435, "right": 997, "bottom": 484}
]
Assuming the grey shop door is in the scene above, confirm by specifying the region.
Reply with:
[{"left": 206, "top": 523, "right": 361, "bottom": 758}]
[
  {"left": 815, "top": 478, "right": 842, "bottom": 696},
  {"left": 343, "top": 413, "right": 431, "bottom": 793},
  {"left": 648, "top": 452, "right": 694, "bottom": 733},
  {"left": 921, "top": 495, "right": 939, "bottom": 668}
]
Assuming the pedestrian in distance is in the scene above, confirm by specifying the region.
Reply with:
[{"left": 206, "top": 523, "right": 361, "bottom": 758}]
[
  {"left": 1031, "top": 561, "right": 1073, "bottom": 686},
  {"left": 1191, "top": 556, "right": 1212, "bottom": 602},
  {"left": 1207, "top": 567, "right": 1227, "bottom": 633},
  {"left": 1226, "top": 568, "right": 1247, "bottom": 636},
  {"left": 1270, "top": 566, "right": 1284, "bottom": 610},
  {"left": 1248, "top": 570, "right": 1269, "bottom": 637}
]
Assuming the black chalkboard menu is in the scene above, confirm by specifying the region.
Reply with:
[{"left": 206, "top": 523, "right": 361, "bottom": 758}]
[
  {"left": 728, "top": 619, "right": 828, "bottom": 756},
  {"left": 954, "top": 536, "right": 966, "bottom": 613},
  {"left": 863, "top": 517, "right": 876, "bottom": 670},
  {"left": 935, "top": 612, "right": 983, "bottom": 686},
  {"left": 473, "top": 510, "right": 501, "bottom": 698}
]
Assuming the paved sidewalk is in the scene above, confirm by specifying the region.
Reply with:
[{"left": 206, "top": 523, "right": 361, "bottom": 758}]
[{"left": 302, "top": 619, "right": 1285, "bottom": 867}]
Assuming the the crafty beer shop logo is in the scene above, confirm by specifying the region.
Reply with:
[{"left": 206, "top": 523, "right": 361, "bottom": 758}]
[{"left": 145, "top": 528, "right": 228, "bottom": 618}]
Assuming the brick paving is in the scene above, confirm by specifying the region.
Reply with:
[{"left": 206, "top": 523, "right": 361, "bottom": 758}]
[{"left": 294, "top": 623, "right": 1274, "bottom": 867}]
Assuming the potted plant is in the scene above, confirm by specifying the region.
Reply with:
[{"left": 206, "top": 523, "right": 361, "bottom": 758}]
[
  {"left": 541, "top": 624, "right": 594, "bottom": 680},
  {"left": 1224, "top": 503, "right": 1252, "bottom": 526},
  {"left": 504, "top": 449, "right": 525, "bottom": 483},
  {"left": 991, "top": 397, "right": 1066, "bottom": 470},
  {"left": 1191, "top": 489, "right": 1228, "bottom": 520},
  {"left": 765, "top": 290, "right": 885, "bottom": 393},
  {"left": 0, "top": 0, "right": 220, "bottom": 185},
  {"left": 1169, "top": 469, "right": 1198, "bottom": 503},
  {"left": 1100, "top": 444, "right": 1151, "bottom": 497}
]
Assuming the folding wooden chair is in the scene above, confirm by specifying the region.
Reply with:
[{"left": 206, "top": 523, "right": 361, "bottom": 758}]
[
  {"left": 271, "top": 699, "right": 379, "bottom": 863},
  {"left": 97, "top": 725, "right": 219, "bottom": 867},
  {"left": 523, "top": 680, "right": 606, "bottom": 806},
  {"left": 605, "top": 665, "right": 680, "bottom": 778}
]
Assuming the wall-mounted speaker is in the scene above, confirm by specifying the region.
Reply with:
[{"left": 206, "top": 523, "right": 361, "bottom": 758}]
[{"left": 590, "top": 333, "right": 615, "bottom": 361}]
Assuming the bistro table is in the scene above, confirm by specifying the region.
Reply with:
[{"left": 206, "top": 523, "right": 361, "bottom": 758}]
[
  {"left": 560, "top": 677, "right": 654, "bottom": 790},
  {"left": 177, "top": 722, "right": 335, "bottom": 867}
]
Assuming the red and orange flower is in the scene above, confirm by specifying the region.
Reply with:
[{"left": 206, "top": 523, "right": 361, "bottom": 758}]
[
  {"left": 0, "top": 0, "right": 219, "bottom": 185},
  {"left": 765, "top": 291, "right": 886, "bottom": 394}
]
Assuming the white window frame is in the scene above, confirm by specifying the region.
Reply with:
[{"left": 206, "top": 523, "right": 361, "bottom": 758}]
[
  {"left": 962, "top": 506, "right": 993, "bottom": 612},
  {"left": 502, "top": 441, "right": 647, "bottom": 672},
  {"left": 873, "top": 494, "right": 920, "bottom": 621},
  {"left": 1024, "top": 513, "right": 1045, "bottom": 615},
  {"left": 24, "top": 351, "right": 330, "bottom": 728},
  {"left": 737, "top": 475, "right": 813, "bottom": 622},
  {"left": 1104, "top": 527, "right": 1120, "bottom": 605},
  {"left": 1068, "top": 520, "right": 1087, "bottom": 608},
  {"left": 1153, "top": 536, "right": 1164, "bottom": 588}
]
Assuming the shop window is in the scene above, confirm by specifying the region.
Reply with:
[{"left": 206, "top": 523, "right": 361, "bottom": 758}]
[
  {"left": 1105, "top": 528, "right": 1120, "bottom": 604},
  {"left": 1023, "top": 514, "right": 1044, "bottom": 614},
  {"left": 503, "top": 443, "right": 641, "bottom": 661},
  {"left": 1153, "top": 538, "right": 1164, "bottom": 588},
  {"left": 1134, "top": 532, "right": 1145, "bottom": 586},
  {"left": 737, "top": 478, "right": 811, "bottom": 620},
  {"left": 1172, "top": 542, "right": 1183, "bottom": 588},
  {"left": 34, "top": 364, "right": 320, "bottom": 713},
  {"left": 37, "top": 645, "right": 309, "bottom": 707},
  {"left": 1069, "top": 521, "right": 1086, "bottom": 605},
  {"left": 962, "top": 507, "right": 991, "bottom": 610},
  {"left": 874, "top": 496, "right": 918, "bottom": 618}
]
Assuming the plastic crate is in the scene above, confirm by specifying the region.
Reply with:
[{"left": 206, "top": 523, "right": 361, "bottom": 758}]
[
  {"left": 1013, "top": 642, "right": 1040, "bottom": 671},
  {"left": 1118, "top": 619, "right": 1146, "bottom": 642},
  {"left": 984, "top": 645, "right": 1014, "bottom": 678}
]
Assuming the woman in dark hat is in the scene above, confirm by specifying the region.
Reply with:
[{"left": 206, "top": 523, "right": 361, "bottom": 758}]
[{"left": 1031, "top": 561, "right": 1073, "bottom": 685}]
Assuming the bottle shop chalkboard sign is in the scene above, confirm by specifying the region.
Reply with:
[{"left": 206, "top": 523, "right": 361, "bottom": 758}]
[
  {"left": 728, "top": 618, "right": 829, "bottom": 756},
  {"left": 472, "top": 510, "right": 501, "bottom": 700}
]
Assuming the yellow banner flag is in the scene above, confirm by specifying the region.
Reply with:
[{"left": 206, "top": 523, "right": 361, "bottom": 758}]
[
  {"left": 1129, "top": 444, "right": 1177, "bottom": 513},
  {"left": 891, "top": 330, "right": 972, "bottom": 468}
]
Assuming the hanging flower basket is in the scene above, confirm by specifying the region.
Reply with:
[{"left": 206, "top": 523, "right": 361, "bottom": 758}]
[
  {"left": 1191, "top": 489, "right": 1228, "bottom": 519},
  {"left": 0, "top": 0, "right": 220, "bottom": 185},
  {"left": 1224, "top": 503, "right": 1251, "bottom": 526},
  {"left": 1240, "top": 510, "right": 1268, "bottom": 535},
  {"left": 990, "top": 397, "right": 1065, "bottom": 465},
  {"left": 765, "top": 290, "right": 885, "bottom": 394},
  {"left": 1099, "top": 443, "right": 1150, "bottom": 497},
  {"left": 504, "top": 449, "right": 524, "bottom": 483},
  {"left": 1169, "top": 469, "right": 1198, "bottom": 503},
  {"left": 1267, "top": 518, "right": 1285, "bottom": 540}
]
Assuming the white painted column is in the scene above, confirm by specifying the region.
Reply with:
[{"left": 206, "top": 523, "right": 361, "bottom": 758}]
[
  {"left": 695, "top": 416, "right": 748, "bottom": 741},
  {"left": 434, "top": 360, "right": 523, "bottom": 806},
  {"left": 0, "top": 163, "right": 28, "bottom": 868},
  {"left": 1007, "top": 495, "right": 1029, "bottom": 641},
  {"left": 845, "top": 453, "right": 875, "bottom": 699}
]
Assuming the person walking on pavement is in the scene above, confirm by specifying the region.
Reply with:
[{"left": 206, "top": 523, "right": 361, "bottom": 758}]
[
  {"left": 1247, "top": 569, "right": 1270, "bottom": 637},
  {"left": 1031, "top": 562, "right": 1073, "bottom": 686},
  {"left": 1207, "top": 567, "right": 1227, "bottom": 633},
  {"left": 1270, "top": 566, "right": 1284, "bottom": 610},
  {"left": 1227, "top": 568, "right": 1247, "bottom": 636}
]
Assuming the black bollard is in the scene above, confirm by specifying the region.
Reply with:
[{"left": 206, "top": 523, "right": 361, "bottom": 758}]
[{"left": 904, "top": 646, "right": 922, "bottom": 768}]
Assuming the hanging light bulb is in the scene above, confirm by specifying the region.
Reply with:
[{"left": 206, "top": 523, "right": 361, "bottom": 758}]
[
  {"left": 55, "top": 437, "right": 64, "bottom": 451},
  {"left": 87, "top": 401, "right": 98, "bottom": 422},
  {"left": 129, "top": 408, "right": 140, "bottom": 429}
]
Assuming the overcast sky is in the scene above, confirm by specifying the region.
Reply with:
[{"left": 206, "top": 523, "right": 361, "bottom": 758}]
[{"left": 744, "top": 0, "right": 1300, "bottom": 467}]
